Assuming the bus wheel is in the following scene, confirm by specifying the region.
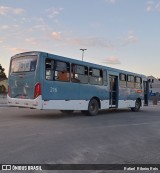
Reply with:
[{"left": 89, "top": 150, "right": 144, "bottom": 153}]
[
  {"left": 87, "top": 99, "right": 99, "bottom": 116},
  {"left": 131, "top": 99, "right": 141, "bottom": 112},
  {"left": 60, "top": 110, "right": 74, "bottom": 114}
]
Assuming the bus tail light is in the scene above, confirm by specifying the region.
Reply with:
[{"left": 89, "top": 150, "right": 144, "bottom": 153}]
[
  {"left": 34, "top": 83, "right": 41, "bottom": 99},
  {"left": 137, "top": 90, "right": 142, "bottom": 93}
]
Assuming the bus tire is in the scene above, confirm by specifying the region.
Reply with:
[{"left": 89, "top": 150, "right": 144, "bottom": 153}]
[
  {"left": 87, "top": 98, "right": 99, "bottom": 116},
  {"left": 60, "top": 110, "right": 74, "bottom": 114},
  {"left": 131, "top": 99, "right": 141, "bottom": 112}
]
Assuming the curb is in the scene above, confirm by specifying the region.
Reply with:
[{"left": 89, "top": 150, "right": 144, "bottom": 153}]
[{"left": 0, "top": 104, "right": 8, "bottom": 107}]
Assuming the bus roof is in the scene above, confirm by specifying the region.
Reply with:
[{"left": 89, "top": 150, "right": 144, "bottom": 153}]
[{"left": 11, "top": 51, "right": 147, "bottom": 78}]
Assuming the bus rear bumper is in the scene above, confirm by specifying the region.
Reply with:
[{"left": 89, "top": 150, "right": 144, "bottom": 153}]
[{"left": 7, "top": 95, "right": 43, "bottom": 109}]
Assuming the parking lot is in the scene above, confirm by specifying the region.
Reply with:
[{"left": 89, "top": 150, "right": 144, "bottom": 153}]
[{"left": 0, "top": 103, "right": 160, "bottom": 172}]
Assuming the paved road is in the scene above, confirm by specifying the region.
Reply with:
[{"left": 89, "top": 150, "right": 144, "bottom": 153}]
[{"left": 0, "top": 106, "right": 160, "bottom": 173}]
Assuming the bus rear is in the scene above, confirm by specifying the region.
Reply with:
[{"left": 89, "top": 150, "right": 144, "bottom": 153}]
[{"left": 7, "top": 52, "right": 43, "bottom": 109}]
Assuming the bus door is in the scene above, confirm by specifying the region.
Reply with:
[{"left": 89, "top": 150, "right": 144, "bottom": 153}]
[
  {"left": 143, "top": 80, "right": 149, "bottom": 106},
  {"left": 109, "top": 75, "right": 118, "bottom": 108}
]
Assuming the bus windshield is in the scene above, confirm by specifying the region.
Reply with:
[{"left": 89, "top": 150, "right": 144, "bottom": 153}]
[{"left": 10, "top": 55, "right": 37, "bottom": 73}]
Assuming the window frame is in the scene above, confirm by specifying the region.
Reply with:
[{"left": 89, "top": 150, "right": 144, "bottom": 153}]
[
  {"left": 54, "top": 60, "right": 70, "bottom": 82},
  {"left": 135, "top": 76, "right": 142, "bottom": 89},
  {"left": 45, "top": 58, "right": 54, "bottom": 80},
  {"left": 103, "top": 70, "right": 108, "bottom": 86},
  {"left": 89, "top": 67, "right": 103, "bottom": 86},
  {"left": 119, "top": 73, "right": 127, "bottom": 87},
  {"left": 127, "top": 75, "right": 135, "bottom": 88},
  {"left": 71, "top": 64, "right": 88, "bottom": 84},
  {"left": 45, "top": 58, "right": 70, "bottom": 82}
]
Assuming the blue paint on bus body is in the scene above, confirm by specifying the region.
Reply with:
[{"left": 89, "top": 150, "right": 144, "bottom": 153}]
[{"left": 8, "top": 51, "right": 148, "bottom": 109}]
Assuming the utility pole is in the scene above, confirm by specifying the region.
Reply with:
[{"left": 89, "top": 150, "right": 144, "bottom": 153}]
[{"left": 80, "top": 49, "right": 87, "bottom": 61}]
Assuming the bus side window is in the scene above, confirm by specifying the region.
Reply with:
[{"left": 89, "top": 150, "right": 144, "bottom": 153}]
[
  {"left": 103, "top": 70, "right": 107, "bottom": 86},
  {"left": 119, "top": 73, "right": 127, "bottom": 87},
  {"left": 45, "top": 58, "right": 54, "bottom": 80},
  {"left": 89, "top": 68, "right": 103, "bottom": 85},
  {"left": 54, "top": 61, "right": 70, "bottom": 82},
  {"left": 135, "top": 76, "right": 142, "bottom": 89},
  {"left": 127, "top": 75, "right": 135, "bottom": 88},
  {"left": 71, "top": 64, "right": 88, "bottom": 84}
]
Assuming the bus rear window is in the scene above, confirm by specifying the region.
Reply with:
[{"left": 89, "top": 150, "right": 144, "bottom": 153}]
[{"left": 10, "top": 56, "right": 37, "bottom": 73}]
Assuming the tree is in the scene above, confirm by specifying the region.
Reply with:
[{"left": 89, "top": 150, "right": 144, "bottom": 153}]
[{"left": 0, "top": 64, "right": 7, "bottom": 79}]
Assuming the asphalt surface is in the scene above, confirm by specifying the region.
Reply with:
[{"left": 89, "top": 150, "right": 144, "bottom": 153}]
[{"left": 0, "top": 105, "right": 160, "bottom": 173}]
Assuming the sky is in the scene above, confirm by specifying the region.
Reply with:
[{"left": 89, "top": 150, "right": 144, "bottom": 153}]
[{"left": 0, "top": 0, "right": 160, "bottom": 77}]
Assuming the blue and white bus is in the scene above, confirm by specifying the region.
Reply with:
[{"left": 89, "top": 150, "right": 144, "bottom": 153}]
[{"left": 7, "top": 51, "right": 149, "bottom": 115}]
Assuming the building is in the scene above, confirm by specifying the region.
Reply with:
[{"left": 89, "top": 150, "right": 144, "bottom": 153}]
[{"left": 147, "top": 76, "right": 160, "bottom": 100}]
